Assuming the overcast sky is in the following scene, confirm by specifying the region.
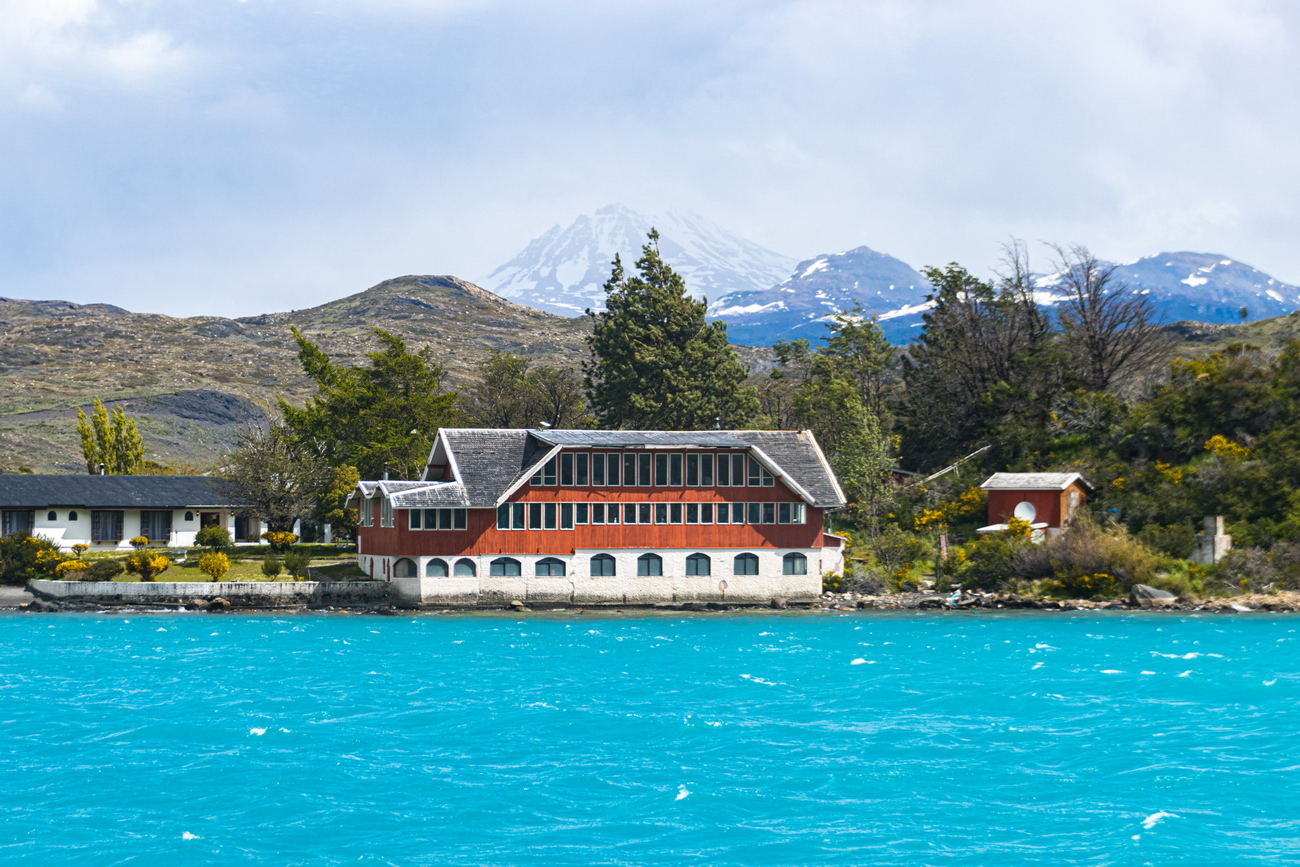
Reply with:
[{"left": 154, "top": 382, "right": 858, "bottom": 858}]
[{"left": 2, "top": 0, "right": 1297, "bottom": 317}]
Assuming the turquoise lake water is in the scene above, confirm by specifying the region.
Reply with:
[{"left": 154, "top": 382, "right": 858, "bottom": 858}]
[{"left": 1, "top": 611, "right": 1297, "bottom": 865}]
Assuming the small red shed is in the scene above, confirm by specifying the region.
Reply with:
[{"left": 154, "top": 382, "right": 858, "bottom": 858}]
[{"left": 978, "top": 473, "right": 1093, "bottom": 537}]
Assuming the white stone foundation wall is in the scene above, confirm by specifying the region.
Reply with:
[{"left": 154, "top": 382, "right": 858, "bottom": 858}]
[
  {"left": 371, "top": 547, "right": 828, "bottom": 607},
  {"left": 30, "top": 579, "right": 388, "bottom": 606}
]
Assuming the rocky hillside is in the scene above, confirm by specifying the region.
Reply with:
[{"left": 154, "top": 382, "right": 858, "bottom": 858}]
[{"left": 0, "top": 277, "right": 592, "bottom": 473}]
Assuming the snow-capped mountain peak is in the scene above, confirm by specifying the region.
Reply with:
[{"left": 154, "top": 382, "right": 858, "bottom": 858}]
[{"left": 480, "top": 204, "right": 797, "bottom": 316}]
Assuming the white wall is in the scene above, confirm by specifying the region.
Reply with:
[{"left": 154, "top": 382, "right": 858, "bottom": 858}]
[
  {"left": 372, "top": 546, "right": 829, "bottom": 607},
  {"left": 32, "top": 509, "right": 234, "bottom": 551}
]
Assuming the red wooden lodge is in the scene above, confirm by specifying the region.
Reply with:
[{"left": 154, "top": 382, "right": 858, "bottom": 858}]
[{"left": 350, "top": 428, "right": 847, "bottom": 606}]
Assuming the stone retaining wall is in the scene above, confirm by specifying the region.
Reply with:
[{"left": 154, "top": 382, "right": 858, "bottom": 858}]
[{"left": 29, "top": 579, "right": 390, "bottom": 608}]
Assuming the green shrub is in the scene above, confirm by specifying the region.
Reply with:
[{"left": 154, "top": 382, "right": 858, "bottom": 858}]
[
  {"left": 85, "top": 559, "right": 125, "bottom": 581},
  {"left": 956, "top": 534, "right": 1031, "bottom": 591},
  {"left": 0, "top": 533, "right": 65, "bottom": 585},
  {"left": 195, "top": 525, "right": 232, "bottom": 552},
  {"left": 1017, "top": 510, "right": 1158, "bottom": 598},
  {"left": 1136, "top": 523, "right": 1197, "bottom": 559},
  {"left": 261, "top": 556, "right": 283, "bottom": 578},
  {"left": 1217, "top": 542, "right": 1300, "bottom": 593},
  {"left": 283, "top": 550, "right": 312, "bottom": 579}
]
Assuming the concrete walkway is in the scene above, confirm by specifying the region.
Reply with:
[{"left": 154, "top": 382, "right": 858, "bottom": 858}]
[{"left": 0, "top": 586, "right": 35, "bottom": 608}]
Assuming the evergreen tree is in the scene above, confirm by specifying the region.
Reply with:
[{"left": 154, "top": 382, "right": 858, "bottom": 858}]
[
  {"left": 75, "top": 398, "right": 145, "bottom": 474},
  {"left": 279, "top": 328, "right": 460, "bottom": 479},
  {"left": 585, "top": 230, "right": 759, "bottom": 430}
]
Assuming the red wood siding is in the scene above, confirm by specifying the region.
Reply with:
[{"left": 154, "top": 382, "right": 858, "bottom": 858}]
[
  {"left": 359, "top": 448, "right": 830, "bottom": 556},
  {"left": 986, "top": 483, "right": 1087, "bottom": 529},
  {"left": 361, "top": 507, "right": 825, "bottom": 557}
]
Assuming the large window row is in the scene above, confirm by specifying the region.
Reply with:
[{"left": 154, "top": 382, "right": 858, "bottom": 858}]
[
  {"left": 408, "top": 508, "right": 468, "bottom": 531},
  {"left": 496, "top": 501, "right": 807, "bottom": 530},
  {"left": 472, "top": 551, "right": 809, "bottom": 578},
  {"left": 530, "top": 453, "right": 776, "bottom": 488}
]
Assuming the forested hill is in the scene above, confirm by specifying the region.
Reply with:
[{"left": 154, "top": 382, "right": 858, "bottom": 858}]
[{"left": 0, "top": 276, "right": 594, "bottom": 473}]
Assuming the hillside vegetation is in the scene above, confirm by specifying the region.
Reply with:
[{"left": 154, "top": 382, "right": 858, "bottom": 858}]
[{"left": 0, "top": 276, "right": 591, "bottom": 472}]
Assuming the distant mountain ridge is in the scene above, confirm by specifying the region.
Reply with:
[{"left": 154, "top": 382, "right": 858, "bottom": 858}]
[
  {"left": 482, "top": 208, "right": 1300, "bottom": 346},
  {"left": 707, "top": 246, "right": 932, "bottom": 346},
  {"left": 479, "top": 204, "right": 797, "bottom": 316}
]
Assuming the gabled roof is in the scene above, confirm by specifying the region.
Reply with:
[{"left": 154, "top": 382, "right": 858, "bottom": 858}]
[
  {"left": 980, "top": 472, "right": 1094, "bottom": 492},
  {"left": 355, "top": 428, "right": 847, "bottom": 509},
  {"left": 0, "top": 475, "right": 243, "bottom": 509},
  {"left": 355, "top": 480, "right": 470, "bottom": 508}
]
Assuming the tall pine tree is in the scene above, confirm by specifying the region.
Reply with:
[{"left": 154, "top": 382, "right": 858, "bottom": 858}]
[{"left": 585, "top": 230, "right": 759, "bottom": 430}]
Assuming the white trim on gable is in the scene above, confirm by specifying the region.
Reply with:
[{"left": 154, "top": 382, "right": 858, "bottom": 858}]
[
  {"left": 494, "top": 443, "right": 564, "bottom": 506},
  {"left": 747, "top": 446, "right": 817, "bottom": 506}
]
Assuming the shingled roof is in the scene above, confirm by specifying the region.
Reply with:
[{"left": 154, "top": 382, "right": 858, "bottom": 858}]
[
  {"left": 980, "top": 472, "right": 1094, "bottom": 492},
  {"left": 0, "top": 475, "right": 243, "bottom": 509},
  {"left": 354, "top": 428, "right": 846, "bottom": 509}
]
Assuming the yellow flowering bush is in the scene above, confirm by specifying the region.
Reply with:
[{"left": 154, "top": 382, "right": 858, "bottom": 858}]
[
  {"left": 124, "top": 551, "right": 171, "bottom": 581},
  {"left": 1204, "top": 435, "right": 1251, "bottom": 461},
  {"left": 54, "top": 560, "right": 88, "bottom": 578},
  {"left": 261, "top": 531, "right": 298, "bottom": 554},
  {"left": 198, "top": 551, "right": 230, "bottom": 581}
]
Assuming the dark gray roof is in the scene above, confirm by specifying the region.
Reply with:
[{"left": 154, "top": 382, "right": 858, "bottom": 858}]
[
  {"left": 534, "top": 430, "right": 751, "bottom": 448},
  {"left": 440, "top": 429, "right": 550, "bottom": 507},
  {"left": 0, "top": 475, "right": 243, "bottom": 509},
  {"left": 730, "top": 430, "right": 846, "bottom": 507}
]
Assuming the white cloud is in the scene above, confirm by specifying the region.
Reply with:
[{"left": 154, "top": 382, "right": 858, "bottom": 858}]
[{"left": 0, "top": 0, "right": 189, "bottom": 96}]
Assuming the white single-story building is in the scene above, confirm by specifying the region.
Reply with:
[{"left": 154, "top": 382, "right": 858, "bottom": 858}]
[{"left": 0, "top": 475, "right": 258, "bottom": 551}]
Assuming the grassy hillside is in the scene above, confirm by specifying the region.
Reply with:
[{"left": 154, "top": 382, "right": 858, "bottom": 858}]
[{"left": 0, "top": 276, "right": 592, "bottom": 472}]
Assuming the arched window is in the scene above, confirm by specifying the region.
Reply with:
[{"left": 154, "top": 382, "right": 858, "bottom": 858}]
[
  {"left": 490, "top": 557, "right": 521, "bottom": 576},
  {"left": 637, "top": 553, "right": 663, "bottom": 576},
  {"left": 454, "top": 558, "right": 476, "bottom": 577},
  {"left": 782, "top": 552, "right": 807, "bottom": 575},
  {"left": 685, "top": 553, "right": 711, "bottom": 576},
  {"left": 733, "top": 553, "right": 759, "bottom": 575},
  {"left": 536, "top": 557, "right": 566, "bottom": 577},
  {"left": 184, "top": 511, "right": 194, "bottom": 522},
  {"left": 425, "top": 558, "right": 449, "bottom": 578},
  {"left": 590, "top": 553, "right": 616, "bottom": 576},
  {"left": 47, "top": 511, "right": 57, "bottom": 522},
  {"left": 68, "top": 511, "right": 78, "bottom": 522},
  {"left": 393, "top": 558, "right": 418, "bottom": 578}
]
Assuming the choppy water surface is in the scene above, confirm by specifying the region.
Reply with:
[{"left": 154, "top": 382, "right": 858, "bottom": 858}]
[{"left": 1, "top": 612, "right": 1297, "bottom": 865}]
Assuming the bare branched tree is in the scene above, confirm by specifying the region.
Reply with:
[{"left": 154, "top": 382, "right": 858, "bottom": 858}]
[
  {"left": 217, "top": 423, "right": 332, "bottom": 533},
  {"left": 1050, "top": 243, "right": 1174, "bottom": 393}
]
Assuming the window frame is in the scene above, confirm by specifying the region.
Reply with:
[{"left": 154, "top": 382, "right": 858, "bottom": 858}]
[
  {"left": 686, "top": 552, "right": 711, "bottom": 576},
  {"left": 637, "top": 553, "right": 663, "bottom": 577},
  {"left": 783, "top": 552, "right": 808, "bottom": 575},
  {"left": 490, "top": 557, "right": 521, "bottom": 577},
  {"left": 590, "top": 553, "right": 616, "bottom": 577},
  {"left": 535, "top": 557, "right": 566, "bottom": 577},
  {"left": 734, "top": 553, "right": 759, "bottom": 576}
]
